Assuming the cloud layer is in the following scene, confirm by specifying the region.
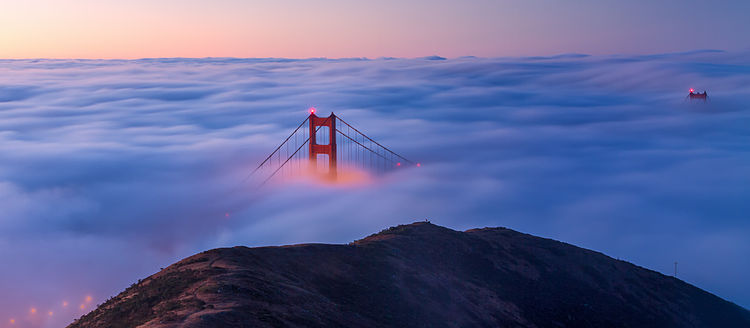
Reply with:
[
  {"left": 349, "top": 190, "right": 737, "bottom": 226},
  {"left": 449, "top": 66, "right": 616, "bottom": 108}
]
[{"left": 0, "top": 51, "right": 749, "bottom": 326}]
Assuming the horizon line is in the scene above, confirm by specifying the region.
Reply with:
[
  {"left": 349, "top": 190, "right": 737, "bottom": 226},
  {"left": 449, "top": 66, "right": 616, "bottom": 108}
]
[{"left": 0, "top": 49, "right": 731, "bottom": 62}]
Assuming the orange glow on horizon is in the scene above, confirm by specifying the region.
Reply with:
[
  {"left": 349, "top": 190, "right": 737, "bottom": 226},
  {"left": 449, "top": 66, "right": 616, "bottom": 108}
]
[
  {"left": 63, "top": 301, "right": 68, "bottom": 307},
  {"left": 0, "top": 2, "right": 509, "bottom": 59},
  {"left": 9, "top": 318, "right": 15, "bottom": 324},
  {"left": 80, "top": 304, "right": 85, "bottom": 310},
  {"left": 0, "top": 1, "right": 747, "bottom": 59},
  {"left": 30, "top": 308, "right": 36, "bottom": 314},
  {"left": 85, "top": 295, "right": 93, "bottom": 303},
  {"left": 48, "top": 311, "right": 53, "bottom": 316}
]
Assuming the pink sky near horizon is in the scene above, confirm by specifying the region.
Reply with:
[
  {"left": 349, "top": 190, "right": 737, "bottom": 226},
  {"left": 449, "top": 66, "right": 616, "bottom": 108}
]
[{"left": 1, "top": 0, "right": 748, "bottom": 59}]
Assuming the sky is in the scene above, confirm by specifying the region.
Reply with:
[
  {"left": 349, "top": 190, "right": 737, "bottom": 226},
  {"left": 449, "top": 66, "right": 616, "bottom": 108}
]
[
  {"left": 1, "top": 0, "right": 749, "bottom": 59},
  {"left": 0, "top": 51, "right": 749, "bottom": 327}
]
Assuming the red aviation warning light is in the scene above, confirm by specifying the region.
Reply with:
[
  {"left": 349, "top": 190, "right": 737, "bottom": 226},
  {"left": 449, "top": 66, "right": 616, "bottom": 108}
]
[
  {"left": 309, "top": 107, "right": 316, "bottom": 115},
  {"left": 689, "top": 88, "right": 695, "bottom": 93}
]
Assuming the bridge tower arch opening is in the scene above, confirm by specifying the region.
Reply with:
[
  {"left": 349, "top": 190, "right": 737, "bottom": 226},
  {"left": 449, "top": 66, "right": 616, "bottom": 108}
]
[{"left": 309, "top": 113, "right": 337, "bottom": 180}]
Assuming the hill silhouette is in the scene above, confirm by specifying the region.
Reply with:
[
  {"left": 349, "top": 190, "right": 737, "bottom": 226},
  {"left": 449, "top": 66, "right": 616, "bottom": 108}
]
[{"left": 68, "top": 222, "right": 750, "bottom": 327}]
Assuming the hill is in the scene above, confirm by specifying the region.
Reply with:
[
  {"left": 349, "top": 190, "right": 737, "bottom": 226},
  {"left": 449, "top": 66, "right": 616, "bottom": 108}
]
[{"left": 68, "top": 222, "right": 750, "bottom": 327}]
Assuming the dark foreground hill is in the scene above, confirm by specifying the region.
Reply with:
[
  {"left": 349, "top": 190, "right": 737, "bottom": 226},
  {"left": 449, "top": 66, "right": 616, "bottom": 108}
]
[{"left": 69, "top": 222, "right": 750, "bottom": 328}]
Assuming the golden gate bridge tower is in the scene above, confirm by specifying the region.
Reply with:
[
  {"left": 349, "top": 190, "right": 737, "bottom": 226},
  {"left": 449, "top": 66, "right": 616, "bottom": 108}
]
[
  {"left": 308, "top": 110, "right": 337, "bottom": 180},
  {"left": 249, "top": 108, "right": 416, "bottom": 185}
]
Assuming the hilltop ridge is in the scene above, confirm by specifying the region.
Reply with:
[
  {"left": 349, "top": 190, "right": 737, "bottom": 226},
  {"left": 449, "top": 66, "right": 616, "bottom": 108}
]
[{"left": 69, "top": 222, "right": 750, "bottom": 328}]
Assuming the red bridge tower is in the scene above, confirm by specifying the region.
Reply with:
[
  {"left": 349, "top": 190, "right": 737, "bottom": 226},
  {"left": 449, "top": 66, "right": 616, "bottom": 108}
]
[{"left": 308, "top": 112, "right": 337, "bottom": 179}]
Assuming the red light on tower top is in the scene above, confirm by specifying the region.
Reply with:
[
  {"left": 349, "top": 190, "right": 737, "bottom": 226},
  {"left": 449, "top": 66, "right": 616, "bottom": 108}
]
[
  {"left": 689, "top": 88, "right": 695, "bottom": 93},
  {"left": 309, "top": 107, "right": 316, "bottom": 115}
]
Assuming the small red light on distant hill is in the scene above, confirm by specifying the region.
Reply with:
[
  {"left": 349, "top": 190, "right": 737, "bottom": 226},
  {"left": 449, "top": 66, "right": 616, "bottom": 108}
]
[
  {"left": 309, "top": 107, "right": 316, "bottom": 114},
  {"left": 416, "top": 163, "right": 421, "bottom": 167},
  {"left": 397, "top": 162, "right": 401, "bottom": 166}
]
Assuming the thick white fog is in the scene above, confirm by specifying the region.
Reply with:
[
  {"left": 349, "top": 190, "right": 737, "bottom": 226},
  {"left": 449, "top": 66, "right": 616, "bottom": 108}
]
[{"left": 0, "top": 51, "right": 748, "bottom": 326}]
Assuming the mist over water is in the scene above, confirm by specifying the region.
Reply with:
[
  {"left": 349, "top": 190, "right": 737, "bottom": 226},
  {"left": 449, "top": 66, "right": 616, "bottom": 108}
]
[{"left": 0, "top": 51, "right": 749, "bottom": 326}]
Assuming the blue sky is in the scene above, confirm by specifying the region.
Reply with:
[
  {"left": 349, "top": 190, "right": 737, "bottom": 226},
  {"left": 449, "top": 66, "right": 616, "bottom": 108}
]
[
  {"left": 1, "top": 0, "right": 749, "bottom": 58},
  {"left": 0, "top": 51, "right": 748, "bottom": 326}
]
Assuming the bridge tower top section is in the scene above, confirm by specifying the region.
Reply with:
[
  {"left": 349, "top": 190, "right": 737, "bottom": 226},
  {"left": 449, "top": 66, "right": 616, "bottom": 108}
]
[{"left": 309, "top": 113, "right": 337, "bottom": 180}]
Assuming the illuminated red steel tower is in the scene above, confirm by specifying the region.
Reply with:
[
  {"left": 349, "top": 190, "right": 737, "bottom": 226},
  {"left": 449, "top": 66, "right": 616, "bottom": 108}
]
[{"left": 309, "top": 112, "right": 337, "bottom": 180}]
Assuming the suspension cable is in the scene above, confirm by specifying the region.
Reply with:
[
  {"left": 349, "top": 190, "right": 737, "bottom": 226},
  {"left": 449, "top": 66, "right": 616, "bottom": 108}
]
[
  {"left": 260, "top": 116, "right": 332, "bottom": 186},
  {"left": 335, "top": 128, "right": 396, "bottom": 162},
  {"left": 336, "top": 117, "right": 414, "bottom": 164},
  {"left": 242, "top": 116, "right": 309, "bottom": 182}
]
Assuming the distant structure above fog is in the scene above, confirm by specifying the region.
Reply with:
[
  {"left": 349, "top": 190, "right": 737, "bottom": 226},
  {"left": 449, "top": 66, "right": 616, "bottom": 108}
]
[{"left": 687, "top": 88, "right": 708, "bottom": 101}]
